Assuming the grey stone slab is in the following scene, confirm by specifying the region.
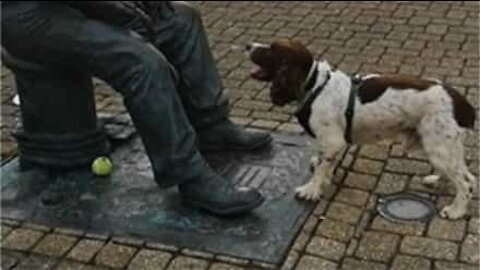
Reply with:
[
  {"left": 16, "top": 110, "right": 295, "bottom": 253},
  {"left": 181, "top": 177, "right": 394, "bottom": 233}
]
[{"left": 1, "top": 133, "right": 315, "bottom": 265}]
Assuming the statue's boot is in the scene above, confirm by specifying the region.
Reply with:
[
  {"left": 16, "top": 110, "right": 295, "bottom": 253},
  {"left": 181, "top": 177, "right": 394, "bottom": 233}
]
[
  {"left": 198, "top": 119, "right": 272, "bottom": 152},
  {"left": 179, "top": 163, "right": 264, "bottom": 216}
]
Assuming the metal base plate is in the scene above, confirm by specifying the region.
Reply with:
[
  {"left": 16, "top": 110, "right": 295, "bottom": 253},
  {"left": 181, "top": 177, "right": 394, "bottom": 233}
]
[{"left": 1, "top": 133, "right": 315, "bottom": 264}]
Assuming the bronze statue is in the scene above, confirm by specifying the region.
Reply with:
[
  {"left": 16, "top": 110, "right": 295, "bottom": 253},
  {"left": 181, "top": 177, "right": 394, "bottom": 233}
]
[{"left": 1, "top": 1, "right": 272, "bottom": 216}]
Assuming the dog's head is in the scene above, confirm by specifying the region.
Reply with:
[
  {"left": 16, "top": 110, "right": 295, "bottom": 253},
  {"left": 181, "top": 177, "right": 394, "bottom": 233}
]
[{"left": 246, "top": 39, "right": 313, "bottom": 106}]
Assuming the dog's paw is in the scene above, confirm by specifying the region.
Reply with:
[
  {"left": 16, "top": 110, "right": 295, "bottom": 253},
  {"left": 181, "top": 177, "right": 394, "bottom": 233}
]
[
  {"left": 309, "top": 156, "right": 320, "bottom": 173},
  {"left": 295, "top": 183, "right": 321, "bottom": 201},
  {"left": 422, "top": 175, "right": 440, "bottom": 188},
  {"left": 440, "top": 205, "right": 467, "bottom": 220}
]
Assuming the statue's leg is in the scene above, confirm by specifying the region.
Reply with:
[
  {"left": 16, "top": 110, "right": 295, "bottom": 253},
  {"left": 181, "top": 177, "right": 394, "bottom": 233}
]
[
  {"left": 127, "top": 2, "right": 272, "bottom": 151},
  {"left": 2, "top": 2, "right": 266, "bottom": 216},
  {"left": 128, "top": 2, "right": 229, "bottom": 129},
  {"left": 1, "top": 2, "right": 204, "bottom": 188}
]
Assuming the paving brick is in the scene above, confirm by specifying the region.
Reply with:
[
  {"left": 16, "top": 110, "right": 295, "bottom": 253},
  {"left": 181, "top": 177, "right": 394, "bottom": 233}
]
[
  {"left": 302, "top": 215, "right": 320, "bottom": 235},
  {"left": 1, "top": 140, "right": 17, "bottom": 160},
  {"left": 434, "top": 261, "right": 478, "bottom": 270},
  {"left": 2, "top": 228, "right": 44, "bottom": 252},
  {"left": 341, "top": 153, "right": 355, "bottom": 168},
  {"left": 409, "top": 16, "right": 430, "bottom": 26},
  {"left": 447, "top": 10, "right": 468, "bottom": 20},
  {"left": 14, "top": 254, "right": 58, "bottom": 270},
  {"left": 355, "top": 211, "right": 373, "bottom": 238},
  {"left": 400, "top": 236, "right": 458, "bottom": 260},
  {"left": 230, "top": 117, "right": 253, "bottom": 126},
  {"left": 403, "top": 40, "right": 427, "bottom": 50},
  {"left": 1, "top": 250, "right": 26, "bottom": 270},
  {"left": 33, "top": 234, "right": 78, "bottom": 257},
  {"left": 296, "top": 255, "right": 337, "bottom": 270},
  {"left": 326, "top": 202, "right": 363, "bottom": 225},
  {"left": 234, "top": 99, "right": 272, "bottom": 111},
  {"left": 166, "top": 256, "right": 209, "bottom": 270},
  {"left": 67, "top": 239, "right": 105, "bottom": 263},
  {"left": 426, "top": 24, "right": 449, "bottom": 35},
  {"left": 391, "top": 255, "right": 431, "bottom": 270},
  {"left": 356, "top": 231, "right": 400, "bottom": 262},
  {"left": 345, "top": 238, "right": 359, "bottom": 256},
  {"left": 315, "top": 218, "right": 355, "bottom": 243},
  {"left": 280, "top": 250, "right": 300, "bottom": 270},
  {"left": 229, "top": 108, "right": 251, "bottom": 117},
  {"left": 56, "top": 261, "right": 94, "bottom": 270},
  {"left": 277, "top": 123, "right": 303, "bottom": 133},
  {"left": 292, "top": 232, "right": 310, "bottom": 251},
  {"left": 340, "top": 258, "right": 387, "bottom": 270},
  {"left": 344, "top": 172, "right": 378, "bottom": 191},
  {"left": 460, "top": 234, "right": 479, "bottom": 264},
  {"left": 358, "top": 144, "right": 390, "bottom": 160},
  {"left": 385, "top": 158, "right": 432, "bottom": 175},
  {"left": 353, "top": 158, "right": 384, "bottom": 175},
  {"left": 334, "top": 188, "right": 369, "bottom": 207},
  {"left": 375, "top": 173, "right": 408, "bottom": 194},
  {"left": 250, "top": 119, "right": 279, "bottom": 130},
  {"left": 370, "top": 216, "right": 425, "bottom": 236},
  {"left": 468, "top": 217, "right": 479, "bottom": 234},
  {"left": 428, "top": 217, "right": 467, "bottom": 241},
  {"left": 306, "top": 237, "right": 346, "bottom": 261},
  {"left": 128, "top": 249, "right": 172, "bottom": 270},
  {"left": 95, "top": 243, "right": 137, "bottom": 269}
]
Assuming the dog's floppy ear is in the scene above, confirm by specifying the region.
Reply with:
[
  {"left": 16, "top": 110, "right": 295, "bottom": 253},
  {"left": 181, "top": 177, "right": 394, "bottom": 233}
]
[
  {"left": 271, "top": 40, "right": 314, "bottom": 77},
  {"left": 271, "top": 62, "right": 305, "bottom": 104},
  {"left": 271, "top": 64, "right": 289, "bottom": 92},
  {"left": 251, "top": 68, "right": 275, "bottom": 82}
]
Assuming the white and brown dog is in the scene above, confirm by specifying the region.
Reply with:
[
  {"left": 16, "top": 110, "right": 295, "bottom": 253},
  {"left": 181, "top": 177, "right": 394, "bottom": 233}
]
[{"left": 247, "top": 39, "right": 476, "bottom": 219}]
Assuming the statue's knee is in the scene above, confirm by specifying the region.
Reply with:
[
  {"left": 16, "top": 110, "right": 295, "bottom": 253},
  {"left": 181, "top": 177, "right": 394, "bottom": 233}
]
[
  {"left": 171, "top": 1, "right": 202, "bottom": 22},
  {"left": 129, "top": 46, "right": 169, "bottom": 73},
  {"left": 114, "top": 47, "right": 173, "bottom": 96}
]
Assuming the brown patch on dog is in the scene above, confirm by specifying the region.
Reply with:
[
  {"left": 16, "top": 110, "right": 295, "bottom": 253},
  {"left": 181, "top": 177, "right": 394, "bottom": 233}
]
[
  {"left": 358, "top": 75, "right": 437, "bottom": 104},
  {"left": 358, "top": 75, "right": 476, "bottom": 129},
  {"left": 443, "top": 84, "right": 476, "bottom": 129},
  {"left": 249, "top": 39, "right": 313, "bottom": 106}
]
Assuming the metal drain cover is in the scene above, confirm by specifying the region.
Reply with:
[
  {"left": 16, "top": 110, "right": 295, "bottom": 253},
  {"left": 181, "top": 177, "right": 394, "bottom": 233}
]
[{"left": 377, "top": 193, "right": 436, "bottom": 222}]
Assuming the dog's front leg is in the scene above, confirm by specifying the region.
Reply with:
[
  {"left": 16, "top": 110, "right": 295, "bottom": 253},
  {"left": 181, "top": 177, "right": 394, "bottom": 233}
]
[{"left": 296, "top": 126, "right": 346, "bottom": 201}]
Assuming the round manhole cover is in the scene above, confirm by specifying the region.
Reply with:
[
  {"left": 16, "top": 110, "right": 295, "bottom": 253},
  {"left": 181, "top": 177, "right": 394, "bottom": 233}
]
[{"left": 376, "top": 193, "right": 436, "bottom": 222}]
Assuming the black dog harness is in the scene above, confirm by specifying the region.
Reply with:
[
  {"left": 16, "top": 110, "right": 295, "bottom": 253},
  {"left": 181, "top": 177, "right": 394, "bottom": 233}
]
[{"left": 294, "top": 65, "right": 362, "bottom": 144}]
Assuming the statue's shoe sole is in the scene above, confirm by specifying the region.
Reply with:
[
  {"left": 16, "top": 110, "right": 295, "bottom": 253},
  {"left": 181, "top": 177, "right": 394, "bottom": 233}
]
[
  {"left": 181, "top": 196, "right": 265, "bottom": 217},
  {"left": 199, "top": 135, "right": 273, "bottom": 152}
]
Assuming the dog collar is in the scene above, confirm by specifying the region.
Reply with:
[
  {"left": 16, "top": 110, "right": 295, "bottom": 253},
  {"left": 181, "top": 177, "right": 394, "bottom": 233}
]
[
  {"left": 294, "top": 69, "right": 331, "bottom": 138},
  {"left": 299, "top": 61, "right": 319, "bottom": 96}
]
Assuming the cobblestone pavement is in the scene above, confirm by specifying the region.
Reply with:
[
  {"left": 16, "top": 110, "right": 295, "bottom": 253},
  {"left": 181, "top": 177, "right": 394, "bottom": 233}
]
[{"left": 1, "top": 1, "right": 479, "bottom": 269}]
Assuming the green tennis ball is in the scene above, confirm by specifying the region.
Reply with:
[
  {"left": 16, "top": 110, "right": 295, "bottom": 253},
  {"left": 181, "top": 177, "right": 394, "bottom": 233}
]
[{"left": 92, "top": 157, "right": 113, "bottom": 176}]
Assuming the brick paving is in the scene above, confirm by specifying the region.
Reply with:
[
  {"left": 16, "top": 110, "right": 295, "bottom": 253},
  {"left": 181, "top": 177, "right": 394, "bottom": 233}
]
[{"left": 1, "top": 1, "right": 479, "bottom": 269}]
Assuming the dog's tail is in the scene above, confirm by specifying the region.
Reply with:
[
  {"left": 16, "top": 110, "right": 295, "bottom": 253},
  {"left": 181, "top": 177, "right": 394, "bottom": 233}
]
[{"left": 443, "top": 84, "right": 476, "bottom": 129}]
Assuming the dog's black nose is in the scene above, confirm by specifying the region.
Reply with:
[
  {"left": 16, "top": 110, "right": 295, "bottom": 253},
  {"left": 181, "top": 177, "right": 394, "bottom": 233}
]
[{"left": 245, "top": 43, "right": 252, "bottom": 51}]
